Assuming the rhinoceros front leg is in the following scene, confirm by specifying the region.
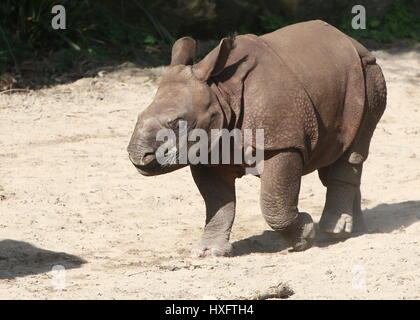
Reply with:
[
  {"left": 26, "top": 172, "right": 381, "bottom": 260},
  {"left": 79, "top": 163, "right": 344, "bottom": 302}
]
[
  {"left": 260, "top": 150, "right": 316, "bottom": 251},
  {"left": 190, "top": 165, "right": 236, "bottom": 257}
]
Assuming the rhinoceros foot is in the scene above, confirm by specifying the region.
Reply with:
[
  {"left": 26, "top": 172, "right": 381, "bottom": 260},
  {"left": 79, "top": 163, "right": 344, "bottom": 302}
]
[
  {"left": 283, "top": 212, "right": 316, "bottom": 252},
  {"left": 191, "top": 239, "right": 233, "bottom": 257},
  {"left": 320, "top": 213, "right": 354, "bottom": 234}
]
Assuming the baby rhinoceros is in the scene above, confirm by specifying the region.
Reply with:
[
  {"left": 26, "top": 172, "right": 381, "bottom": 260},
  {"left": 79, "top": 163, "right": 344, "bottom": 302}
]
[{"left": 127, "top": 20, "right": 386, "bottom": 257}]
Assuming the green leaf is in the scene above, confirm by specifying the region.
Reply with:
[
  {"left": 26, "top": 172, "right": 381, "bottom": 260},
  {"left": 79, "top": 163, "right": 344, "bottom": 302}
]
[{"left": 144, "top": 34, "right": 157, "bottom": 45}]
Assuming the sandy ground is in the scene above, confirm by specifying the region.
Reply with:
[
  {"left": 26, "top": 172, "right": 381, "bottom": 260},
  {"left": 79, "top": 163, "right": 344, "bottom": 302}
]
[{"left": 0, "top": 46, "right": 419, "bottom": 300}]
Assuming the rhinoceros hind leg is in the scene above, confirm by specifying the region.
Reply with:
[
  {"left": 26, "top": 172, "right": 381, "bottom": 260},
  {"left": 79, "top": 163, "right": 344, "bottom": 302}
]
[
  {"left": 319, "top": 59, "right": 385, "bottom": 237},
  {"left": 318, "top": 159, "right": 362, "bottom": 236},
  {"left": 319, "top": 178, "right": 366, "bottom": 236}
]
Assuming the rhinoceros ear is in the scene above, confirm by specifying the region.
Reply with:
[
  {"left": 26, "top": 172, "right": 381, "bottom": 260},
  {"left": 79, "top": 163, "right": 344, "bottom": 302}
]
[
  {"left": 171, "top": 37, "right": 197, "bottom": 66},
  {"left": 193, "top": 38, "right": 233, "bottom": 81}
]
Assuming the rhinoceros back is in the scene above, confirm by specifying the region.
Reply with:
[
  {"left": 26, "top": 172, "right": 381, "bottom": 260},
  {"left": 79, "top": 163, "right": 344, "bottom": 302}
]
[{"left": 259, "top": 20, "right": 366, "bottom": 172}]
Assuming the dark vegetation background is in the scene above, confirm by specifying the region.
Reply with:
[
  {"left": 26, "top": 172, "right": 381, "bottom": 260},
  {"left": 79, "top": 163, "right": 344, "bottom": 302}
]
[{"left": 0, "top": 0, "right": 419, "bottom": 89}]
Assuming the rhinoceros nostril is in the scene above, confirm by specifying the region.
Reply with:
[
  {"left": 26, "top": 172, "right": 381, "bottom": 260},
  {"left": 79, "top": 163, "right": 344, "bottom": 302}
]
[
  {"left": 142, "top": 152, "right": 156, "bottom": 164},
  {"left": 129, "top": 151, "right": 156, "bottom": 167}
]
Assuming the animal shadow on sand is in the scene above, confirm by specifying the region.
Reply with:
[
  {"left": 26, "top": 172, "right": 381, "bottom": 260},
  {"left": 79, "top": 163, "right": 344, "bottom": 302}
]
[
  {"left": 232, "top": 201, "right": 420, "bottom": 256},
  {"left": 0, "top": 240, "right": 86, "bottom": 279}
]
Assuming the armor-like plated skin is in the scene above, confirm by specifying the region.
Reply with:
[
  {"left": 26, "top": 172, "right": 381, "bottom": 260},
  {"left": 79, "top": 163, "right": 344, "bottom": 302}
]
[{"left": 127, "top": 20, "right": 387, "bottom": 256}]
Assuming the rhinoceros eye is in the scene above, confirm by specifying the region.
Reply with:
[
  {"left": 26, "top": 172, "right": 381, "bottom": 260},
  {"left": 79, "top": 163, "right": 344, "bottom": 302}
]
[{"left": 167, "top": 117, "right": 183, "bottom": 128}]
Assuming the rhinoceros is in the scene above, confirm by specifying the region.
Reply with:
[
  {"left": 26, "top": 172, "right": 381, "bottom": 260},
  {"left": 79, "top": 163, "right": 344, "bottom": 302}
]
[{"left": 127, "top": 20, "right": 386, "bottom": 256}]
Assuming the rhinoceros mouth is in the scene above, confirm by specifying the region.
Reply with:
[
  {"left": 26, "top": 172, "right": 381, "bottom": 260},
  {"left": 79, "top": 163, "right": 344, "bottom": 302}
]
[
  {"left": 133, "top": 160, "right": 185, "bottom": 176},
  {"left": 132, "top": 156, "right": 157, "bottom": 173}
]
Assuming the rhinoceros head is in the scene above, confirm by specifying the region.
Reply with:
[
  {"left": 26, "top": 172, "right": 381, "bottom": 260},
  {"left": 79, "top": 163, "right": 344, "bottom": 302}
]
[{"left": 127, "top": 37, "right": 233, "bottom": 176}]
